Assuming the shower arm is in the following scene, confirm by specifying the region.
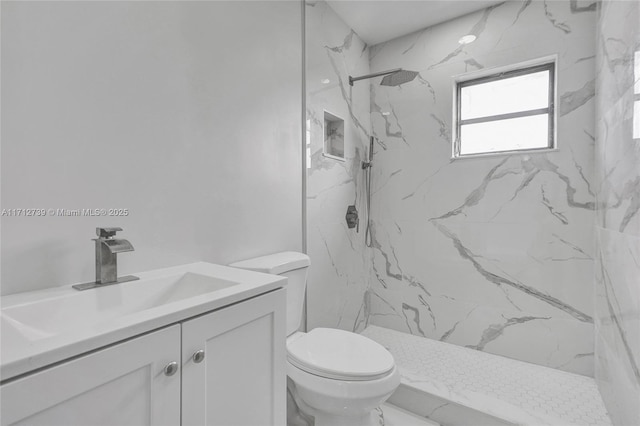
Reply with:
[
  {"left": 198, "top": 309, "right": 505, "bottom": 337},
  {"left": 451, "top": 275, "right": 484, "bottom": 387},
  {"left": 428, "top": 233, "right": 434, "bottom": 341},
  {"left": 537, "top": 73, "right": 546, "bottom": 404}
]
[{"left": 349, "top": 68, "right": 402, "bottom": 86}]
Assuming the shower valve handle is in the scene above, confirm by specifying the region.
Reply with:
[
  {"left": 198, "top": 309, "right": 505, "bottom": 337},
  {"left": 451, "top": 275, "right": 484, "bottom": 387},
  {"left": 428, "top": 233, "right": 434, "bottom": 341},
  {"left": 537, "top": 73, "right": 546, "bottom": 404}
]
[{"left": 346, "top": 205, "right": 359, "bottom": 231}]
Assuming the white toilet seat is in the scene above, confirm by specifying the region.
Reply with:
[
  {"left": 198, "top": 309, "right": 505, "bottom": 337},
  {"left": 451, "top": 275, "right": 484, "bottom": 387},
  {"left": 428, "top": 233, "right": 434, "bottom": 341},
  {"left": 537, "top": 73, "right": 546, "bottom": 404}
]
[
  {"left": 287, "top": 328, "right": 395, "bottom": 381},
  {"left": 287, "top": 360, "right": 400, "bottom": 399}
]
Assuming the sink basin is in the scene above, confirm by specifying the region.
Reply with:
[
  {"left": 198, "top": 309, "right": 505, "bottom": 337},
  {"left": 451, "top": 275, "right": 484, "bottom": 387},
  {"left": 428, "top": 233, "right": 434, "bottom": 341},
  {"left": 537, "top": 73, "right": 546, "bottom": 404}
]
[
  {"left": 2, "top": 272, "right": 238, "bottom": 341},
  {"left": 1, "top": 262, "right": 285, "bottom": 381}
]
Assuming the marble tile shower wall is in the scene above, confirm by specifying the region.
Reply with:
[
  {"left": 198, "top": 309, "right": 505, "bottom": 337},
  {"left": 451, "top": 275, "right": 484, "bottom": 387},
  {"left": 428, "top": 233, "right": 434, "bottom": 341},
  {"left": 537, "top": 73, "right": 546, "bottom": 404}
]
[
  {"left": 594, "top": 0, "right": 640, "bottom": 424},
  {"left": 367, "top": 1, "right": 597, "bottom": 376},
  {"left": 305, "top": 1, "right": 372, "bottom": 332}
]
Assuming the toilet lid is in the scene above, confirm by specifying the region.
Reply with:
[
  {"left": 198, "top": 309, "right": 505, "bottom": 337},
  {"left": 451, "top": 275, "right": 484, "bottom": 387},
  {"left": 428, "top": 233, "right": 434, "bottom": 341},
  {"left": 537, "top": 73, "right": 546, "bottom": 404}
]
[{"left": 287, "top": 328, "right": 395, "bottom": 381}]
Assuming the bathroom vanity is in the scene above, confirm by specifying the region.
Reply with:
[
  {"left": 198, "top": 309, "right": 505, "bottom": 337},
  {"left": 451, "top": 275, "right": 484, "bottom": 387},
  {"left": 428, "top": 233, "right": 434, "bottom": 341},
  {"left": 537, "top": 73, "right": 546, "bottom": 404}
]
[{"left": 0, "top": 263, "right": 286, "bottom": 426}]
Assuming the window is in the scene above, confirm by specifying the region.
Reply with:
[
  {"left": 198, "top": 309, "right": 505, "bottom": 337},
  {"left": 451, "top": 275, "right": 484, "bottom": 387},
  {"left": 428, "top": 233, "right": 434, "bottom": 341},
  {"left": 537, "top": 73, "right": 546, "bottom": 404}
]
[{"left": 453, "top": 60, "right": 556, "bottom": 158}]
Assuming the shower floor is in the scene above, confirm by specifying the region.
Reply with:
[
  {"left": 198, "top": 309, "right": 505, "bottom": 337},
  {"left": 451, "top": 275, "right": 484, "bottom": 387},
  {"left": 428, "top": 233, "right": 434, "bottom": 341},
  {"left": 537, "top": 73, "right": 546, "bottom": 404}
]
[{"left": 361, "top": 326, "right": 611, "bottom": 426}]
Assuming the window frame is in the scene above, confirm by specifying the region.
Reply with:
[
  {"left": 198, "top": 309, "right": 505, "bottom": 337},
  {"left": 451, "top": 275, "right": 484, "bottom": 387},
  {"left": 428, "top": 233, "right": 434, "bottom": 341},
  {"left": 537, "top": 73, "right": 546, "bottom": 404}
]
[{"left": 452, "top": 58, "right": 557, "bottom": 159}]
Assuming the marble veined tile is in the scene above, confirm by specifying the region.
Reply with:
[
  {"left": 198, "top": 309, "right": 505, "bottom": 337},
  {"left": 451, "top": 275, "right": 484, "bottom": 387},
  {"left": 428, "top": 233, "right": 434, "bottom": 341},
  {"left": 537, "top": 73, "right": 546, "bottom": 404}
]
[
  {"left": 305, "top": 0, "right": 372, "bottom": 333},
  {"left": 595, "top": 0, "right": 640, "bottom": 423},
  {"left": 366, "top": 0, "right": 596, "bottom": 376},
  {"left": 596, "top": 88, "right": 640, "bottom": 237},
  {"left": 377, "top": 403, "right": 439, "bottom": 426},
  {"left": 594, "top": 227, "right": 640, "bottom": 425}
]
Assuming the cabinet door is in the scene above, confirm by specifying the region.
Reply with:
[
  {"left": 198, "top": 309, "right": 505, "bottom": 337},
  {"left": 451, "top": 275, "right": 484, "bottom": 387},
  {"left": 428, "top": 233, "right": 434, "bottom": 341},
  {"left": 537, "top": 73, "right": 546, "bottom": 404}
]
[
  {"left": 1, "top": 325, "right": 181, "bottom": 426},
  {"left": 182, "top": 288, "right": 286, "bottom": 426}
]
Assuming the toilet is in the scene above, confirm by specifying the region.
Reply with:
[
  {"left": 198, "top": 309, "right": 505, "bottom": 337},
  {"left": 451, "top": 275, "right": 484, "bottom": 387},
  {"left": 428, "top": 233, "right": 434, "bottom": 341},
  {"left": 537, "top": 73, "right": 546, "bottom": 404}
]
[{"left": 230, "top": 252, "right": 400, "bottom": 426}]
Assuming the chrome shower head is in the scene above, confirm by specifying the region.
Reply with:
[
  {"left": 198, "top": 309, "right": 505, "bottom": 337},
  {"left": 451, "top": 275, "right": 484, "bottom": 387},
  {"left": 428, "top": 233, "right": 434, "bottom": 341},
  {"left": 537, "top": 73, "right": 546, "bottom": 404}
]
[
  {"left": 349, "top": 68, "right": 418, "bottom": 86},
  {"left": 380, "top": 70, "right": 419, "bottom": 87}
]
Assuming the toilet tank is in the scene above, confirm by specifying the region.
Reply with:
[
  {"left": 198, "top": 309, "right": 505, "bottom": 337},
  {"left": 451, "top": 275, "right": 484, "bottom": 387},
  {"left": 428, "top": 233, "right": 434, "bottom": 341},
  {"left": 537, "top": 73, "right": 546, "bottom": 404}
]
[{"left": 229, "top": 252, "right": 310, "bottom": 336}]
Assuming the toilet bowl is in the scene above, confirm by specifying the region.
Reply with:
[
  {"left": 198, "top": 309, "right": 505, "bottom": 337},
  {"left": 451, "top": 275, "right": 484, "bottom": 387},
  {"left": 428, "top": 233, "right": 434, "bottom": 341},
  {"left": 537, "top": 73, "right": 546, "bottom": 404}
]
[
  {"left": 229, "top": 252, "right": 400, "bottom": 426},
  {"left": 286, "top": 328, "right": 400, "bottom": 426}
]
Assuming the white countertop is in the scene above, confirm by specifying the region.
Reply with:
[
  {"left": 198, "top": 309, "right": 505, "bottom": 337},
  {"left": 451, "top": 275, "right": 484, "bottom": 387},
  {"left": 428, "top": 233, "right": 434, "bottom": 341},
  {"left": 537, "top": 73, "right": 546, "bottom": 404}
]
[{"left": 1, "top": 262, "right": 285, "bottom": 382}]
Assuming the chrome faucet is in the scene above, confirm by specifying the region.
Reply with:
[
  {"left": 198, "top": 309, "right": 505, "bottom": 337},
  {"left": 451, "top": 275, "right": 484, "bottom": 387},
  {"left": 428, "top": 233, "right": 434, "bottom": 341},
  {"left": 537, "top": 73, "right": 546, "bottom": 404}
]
[{"left": 73, "top": 227, "right": 139, "bottom": 291}]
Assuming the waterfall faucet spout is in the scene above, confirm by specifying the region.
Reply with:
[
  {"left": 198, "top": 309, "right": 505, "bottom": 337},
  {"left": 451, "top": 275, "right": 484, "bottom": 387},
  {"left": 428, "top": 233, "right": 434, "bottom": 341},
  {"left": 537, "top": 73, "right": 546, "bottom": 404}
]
[{"left": 73, "top": 227, "right": 139, "bottom": 291}]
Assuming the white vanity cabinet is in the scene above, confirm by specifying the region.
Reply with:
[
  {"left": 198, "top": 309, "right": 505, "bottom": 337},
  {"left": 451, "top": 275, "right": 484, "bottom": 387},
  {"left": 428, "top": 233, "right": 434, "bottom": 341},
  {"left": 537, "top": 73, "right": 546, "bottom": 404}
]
[
  {"left": 1, "top": 325, "right": 182, "bottom": 426},
  {"left": 181, "top": 287, "right": 287, "bottom": 426},
  {"left": 1, "top": 288, "right": 286, "bottom": 426}
]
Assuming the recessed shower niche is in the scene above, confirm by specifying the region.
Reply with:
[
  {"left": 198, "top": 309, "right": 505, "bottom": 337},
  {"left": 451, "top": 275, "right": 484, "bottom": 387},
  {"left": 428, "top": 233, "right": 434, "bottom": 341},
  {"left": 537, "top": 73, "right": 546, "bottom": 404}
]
[{"left": 323, "top": 110, "right": 345, "bottom": 161}]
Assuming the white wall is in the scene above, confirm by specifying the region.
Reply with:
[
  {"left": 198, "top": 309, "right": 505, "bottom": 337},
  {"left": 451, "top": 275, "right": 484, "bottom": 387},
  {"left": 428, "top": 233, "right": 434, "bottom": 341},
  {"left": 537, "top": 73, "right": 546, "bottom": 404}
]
[{"left": 1, "top": 1, "right": 302, "bottom": 295}]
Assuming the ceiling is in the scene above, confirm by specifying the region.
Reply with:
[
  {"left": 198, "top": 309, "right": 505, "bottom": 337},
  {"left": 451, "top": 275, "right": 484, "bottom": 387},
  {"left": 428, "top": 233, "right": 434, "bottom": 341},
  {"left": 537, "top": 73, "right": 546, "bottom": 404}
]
[{"left": 325, "top": 0, "right": 504, "bottom": 45}]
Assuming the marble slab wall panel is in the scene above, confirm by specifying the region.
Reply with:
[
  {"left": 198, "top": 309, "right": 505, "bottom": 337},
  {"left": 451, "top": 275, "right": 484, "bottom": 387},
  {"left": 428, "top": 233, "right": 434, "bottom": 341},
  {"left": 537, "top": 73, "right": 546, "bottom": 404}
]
[
  {"left": 305, "top": 1, "right": 372, "bottom": 332},
  {"left": 366, "top": 1, "right": 597, "bottom": 376},
  {"left": 595, "top": 0, "right": 640, "bottom": 424}
]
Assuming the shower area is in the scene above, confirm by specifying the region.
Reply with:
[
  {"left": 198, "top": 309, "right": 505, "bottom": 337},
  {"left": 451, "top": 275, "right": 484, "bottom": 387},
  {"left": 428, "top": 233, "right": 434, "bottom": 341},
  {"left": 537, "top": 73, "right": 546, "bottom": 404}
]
[{"left": 305, "top": 0, "right": 638, "bottom": 425}]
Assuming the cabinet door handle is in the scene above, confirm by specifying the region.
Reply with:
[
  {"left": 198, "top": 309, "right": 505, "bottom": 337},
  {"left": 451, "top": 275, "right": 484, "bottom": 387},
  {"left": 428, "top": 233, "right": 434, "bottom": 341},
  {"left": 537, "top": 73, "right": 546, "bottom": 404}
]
[
  {"left": 164, "top": 361, "right": 179, "bottom": 376},
  {"left": 192, "top": 350, "right": 205, "bottom": 363}
]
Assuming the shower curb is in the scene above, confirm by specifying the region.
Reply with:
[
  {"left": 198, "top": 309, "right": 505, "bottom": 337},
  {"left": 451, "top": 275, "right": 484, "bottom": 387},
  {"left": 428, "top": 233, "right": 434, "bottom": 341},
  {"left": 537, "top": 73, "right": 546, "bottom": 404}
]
[{"left": 361, "top": 326, "right": 611, "bottom": 426}]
